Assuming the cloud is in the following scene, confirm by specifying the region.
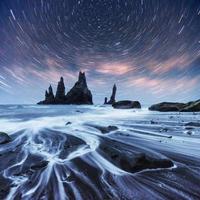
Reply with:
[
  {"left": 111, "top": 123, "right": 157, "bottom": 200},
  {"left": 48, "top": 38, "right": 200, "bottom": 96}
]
[
  {"left": 96, "top": 62, "right": 135, "bottom": 75},
  {"left": 126, "top": 75, "right": 199, "bottom": 96},
  {"left": 146, "top": 54, "right": 195, "bottom": 75}
]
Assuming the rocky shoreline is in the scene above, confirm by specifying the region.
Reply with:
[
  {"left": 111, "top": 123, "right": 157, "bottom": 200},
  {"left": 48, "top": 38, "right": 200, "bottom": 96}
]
[
  {"left": 149, "top": 100, "right": 200, "bottom": 112},
  {"left": 38, "top": 71, "right": 200, "bottom": 112}
]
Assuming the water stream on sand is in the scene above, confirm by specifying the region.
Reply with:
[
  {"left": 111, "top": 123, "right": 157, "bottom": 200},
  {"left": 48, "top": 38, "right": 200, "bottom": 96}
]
[{"left": 0, "top": 105, "right": 200, "bottom": 200}]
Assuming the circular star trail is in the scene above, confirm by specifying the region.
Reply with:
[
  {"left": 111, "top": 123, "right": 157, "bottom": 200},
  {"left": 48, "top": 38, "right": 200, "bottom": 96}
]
[{"left": 0, "top": 0, "right": 200, "bottom": 104}]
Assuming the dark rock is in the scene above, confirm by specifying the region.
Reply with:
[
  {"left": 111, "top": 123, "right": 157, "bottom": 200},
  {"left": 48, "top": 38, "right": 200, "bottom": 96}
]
[
  {"left": 0, "top": 176, "right": 11, "bottom": 199},
  {"left": 150, "top": 120, "right": 158, "bottom": 124},
  {"left": 112, "top": 100, "right": 141, "bottom": 109},
  {"left": 55, "top": 77, "right": 65, "bottom": 102},
  {"left": 37, "top": 72, "right": 93, "bottom": 105},
  {"left": 0, "top": 132, "right": 11, "bottom": 144},
  {"left": 149, "top": 102, "right": 186, "bottom": 112},
  {"left": 119, "top": 153, "right": 173, "bottom": 173},
  {"left": 90, "top": 125, "right": 118, "bottom": 134},
  {"left": 185, "top": 122, "right": 200, "bottom": 127},
  {"left": 76, "top": 110, "right": 83, "bottom": 113},
  {"left": 59, "top": 135, "right": 86, "bottom": 159},
  {"left": 65, "top": 72, "right": 93, "bottom": 105},
  {"left": 149, "top": 100, "right": 200, "bottom": 112},
  {"left": 66, "top": 122, "right": 72, "bottom": 126},
  {"left": 185, "top": 127, "right": 194, "bottom": 130},
  {"left": 104, "top": 97, "right": 108, "bottom": 104},
  {"left": 180, "top": 100, "right": 200, "bottom": 112},
  {"left": 38, "top": 85, "right": 55, "bottom": 104},
  {"left": 98, "top": 140, "right": 173, "bottom": 173},
  {"left": 30, "top": 160, "right": 49, "bottom": 171},
  {"left": 186, "top": 131, "right": 193, "bottom": 135},
  {"left": 160, "top": 128, "right": 168, "bottom": 132},
  {"left": 105, "top": 84, "right": 117, "bottom": 105}
]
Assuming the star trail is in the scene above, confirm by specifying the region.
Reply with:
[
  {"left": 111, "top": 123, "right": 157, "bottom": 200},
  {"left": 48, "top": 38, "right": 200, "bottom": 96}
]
[{"left": 0, "top": 0, "right": 199, "bottom": 104}]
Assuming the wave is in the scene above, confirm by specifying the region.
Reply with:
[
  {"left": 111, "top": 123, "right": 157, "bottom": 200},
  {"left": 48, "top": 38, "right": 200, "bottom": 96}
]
[{"left": 0, "top": 105, "right": 200, "bottom": 200}]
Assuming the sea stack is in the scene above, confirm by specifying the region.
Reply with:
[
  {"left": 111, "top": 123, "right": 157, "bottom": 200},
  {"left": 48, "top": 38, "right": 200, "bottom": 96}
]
[
  {"left": 37, "top": 72, "right": 93, "bottom": 105},
  {"left": 105, "top": 84, "right": 117, "bottom": 104},
  {"left": 55, "top": 77, "right": 65, "bottom": 103},
  {"left": 65, "top": 72, "right": 93, "bottom": 104},
  {"left": 38, "top": 85, "right": 55, "bottom": 104}
]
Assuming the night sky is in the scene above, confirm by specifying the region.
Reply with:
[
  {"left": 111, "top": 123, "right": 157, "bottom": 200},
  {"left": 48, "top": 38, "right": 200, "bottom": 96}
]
[{"left": 0, "top": 0, "right": 200, "bottom": 104}]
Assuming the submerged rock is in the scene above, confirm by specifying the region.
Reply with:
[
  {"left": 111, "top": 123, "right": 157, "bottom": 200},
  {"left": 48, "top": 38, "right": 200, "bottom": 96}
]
[
  {"left": 89, "top": 125, "right": 118, "bottom": 134},
  {"left": 0, "top": 132, "right": 11, "bottom": 144},
  {"left": 185, "top": 122, "right": 200, "bottom": 127},
  {"left": 30, "top": 160, "right": 49, "bottom": 171},
  {"left": 66, "top": 122, "right": 72, "bottom": 126},
  {"left": 0, "top": 176, "right": 11, "bottom": 199},
  {"left": 113, "top": 100, "right": 141, "bottom": 109}
]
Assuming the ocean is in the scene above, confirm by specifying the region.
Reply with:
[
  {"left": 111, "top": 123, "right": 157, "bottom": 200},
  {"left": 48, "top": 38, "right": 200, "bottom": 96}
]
[{"left": 0, "top": 105, "right": 200, "bottom": 200}]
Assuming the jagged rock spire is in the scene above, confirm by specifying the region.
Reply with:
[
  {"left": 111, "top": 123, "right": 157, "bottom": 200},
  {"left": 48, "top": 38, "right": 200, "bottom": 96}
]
[
  {"left": 48, "top": 85, "right": 53, "bottom": 96},
  {"left": 65, "top": 71, "right": 93, "bottom": 104},
  {"left": 38, "top": 72, "right": 93, "bottom": 105},
  {"left": 104, "top": 97, "right": 108, "bottom": 104},
  {"left": 107, "top": 84, "right": 117, "bottom": 104},
  {"left": 75, "top": 71, "right": 87, "bottom": 87},
  {"left": 38, "top": 85, "right": 55, "bottom": 104},
  {"left": 55, "top": 77, "right": 65, "bottom": 100}
]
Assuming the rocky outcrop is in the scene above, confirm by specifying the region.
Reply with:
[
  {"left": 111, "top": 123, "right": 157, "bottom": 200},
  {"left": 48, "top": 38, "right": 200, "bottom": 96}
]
[
  {"left": 55, "top": 77, "right": 65, "bottom": 102},
  {"left": 38, "top": 85, "right": 55, "bottom": 104},
  {"left": 149, "top": 100, "right": 200, "bottom": 112},
  {"left": 87, "top": 125, "right": 118, "bottom": 134},
  {"left": 112, "top": 100, "right": 141, "bottom": 109},
  {"left": 98, "top": 138, "right": 173, "bottom": 174},
  {"left": 65, "top": 72, "right": 93, "bottom": 104},
  {"left": 104, "top": 97, "right": 108, "bottom": 104},
  {"left": 180, "top": 100, "right": 200, "bottom": 112},
  {"left": 149, "top": 102, "right": 186, "bottom": 112},
  {"left": 105, "top": 84, "right": 117, "bottom": 104},
  {"left": 0, "top": 132, "right": 11, "bottom": 144},
  {"left": 38, "top": 72, "right": 93, "bottom": 105}
]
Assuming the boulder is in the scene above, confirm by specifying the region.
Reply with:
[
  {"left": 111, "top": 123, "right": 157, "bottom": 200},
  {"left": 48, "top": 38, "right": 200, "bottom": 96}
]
[
  {"left": 89, "top": 125, "right": 118, "bottom": 134},
  {"left": 149, "top": 102, "right": 186, "bottom": 112},
  {"left": 65, "top": 72, "right": 93, "bottom": 105},
  {"left": 30, "top": 160, "right": 49, "bottom": 171},
  {"left": 149, "top": 100, "right": 200, "bottom": 112},
  {"left": 0, "top": 132, "right": 11, "bottom": 144},
  {"left": 98, "top": 140, "right": 173, "bottom": 173},
  {"left": 112, "top": 100, "right": 141, "bottom": 109}
]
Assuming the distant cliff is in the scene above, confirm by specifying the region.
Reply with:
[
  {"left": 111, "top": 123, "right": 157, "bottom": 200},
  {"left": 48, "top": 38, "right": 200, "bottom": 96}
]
[{"left": 38, "top": 72, "right": 93, "bottom": 105}]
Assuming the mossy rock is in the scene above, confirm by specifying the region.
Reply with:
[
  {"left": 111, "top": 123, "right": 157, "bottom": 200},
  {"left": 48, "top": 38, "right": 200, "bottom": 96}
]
[{"left": 0, "top": 132, "right": 11, "bottom": 144}]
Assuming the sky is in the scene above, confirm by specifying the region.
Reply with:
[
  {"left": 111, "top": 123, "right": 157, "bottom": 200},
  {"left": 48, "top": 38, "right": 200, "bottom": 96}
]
[{"left": 0, "top": 0, "right": 200, "bottom": 104}]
